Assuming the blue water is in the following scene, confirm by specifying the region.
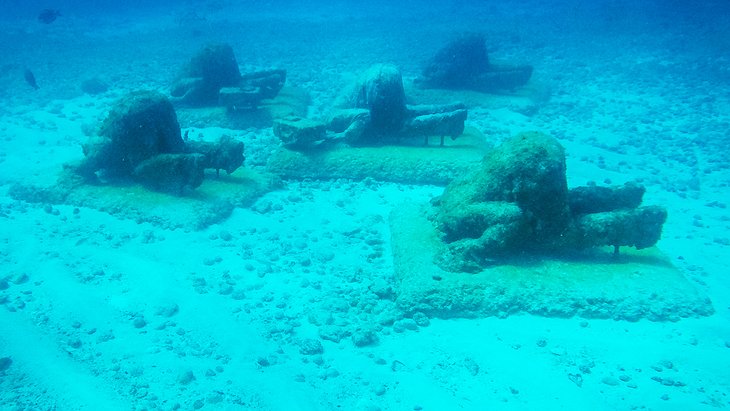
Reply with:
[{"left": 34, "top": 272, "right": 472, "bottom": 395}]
[{"left": 1, "top": 1, "right": 729, "bottom": 410}]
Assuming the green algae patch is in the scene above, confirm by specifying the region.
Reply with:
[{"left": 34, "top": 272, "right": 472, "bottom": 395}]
[
  {"left": 9, "top": 168, "right": 279, "bottom": 230},
  {"left": 266, "top": 126, "right": 490, "bottom": 185},
  {"left": 390, "top": 203, "right": 714, "bottom": 321}
]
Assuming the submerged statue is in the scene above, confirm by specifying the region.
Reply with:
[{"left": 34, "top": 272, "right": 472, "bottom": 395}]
[
  {"left": 416, "top": 33, "right": 533, "bottom": 92},
  {"left": 73, "top": 90, "right": 244, "bottom": 195},
  {"left": 273, "top": 64, "right": 468, "bottom": 149},
  {"left": 170, "top": 43, "right": 286, "bottom": 111},
  {"left": 432, "top": 131, "right": 667, "bottom": 272}
]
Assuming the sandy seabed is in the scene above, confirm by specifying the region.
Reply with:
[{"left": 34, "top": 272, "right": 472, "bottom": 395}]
[{"left": 1, "top": 2, "right": 729, "bottom": 410}]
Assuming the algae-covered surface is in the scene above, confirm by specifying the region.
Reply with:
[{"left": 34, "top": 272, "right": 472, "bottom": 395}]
[
  {"left": 9, "top": 168, "right": 279, "bottom": 230},
  {"left": 267, "top": 126, "right": 491, "bottom": 184},
  {"left": 390, "top": 203, "right": 714, "bottom": 321}
]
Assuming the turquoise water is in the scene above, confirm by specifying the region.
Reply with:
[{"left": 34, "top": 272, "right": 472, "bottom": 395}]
[{"left": 1, "top": 1, "right": 729, "bottom": 410}]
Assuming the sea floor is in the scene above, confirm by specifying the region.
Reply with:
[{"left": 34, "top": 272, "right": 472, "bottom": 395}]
[{"left": 1, "top": 2, "right": 729, "bottom": 410}]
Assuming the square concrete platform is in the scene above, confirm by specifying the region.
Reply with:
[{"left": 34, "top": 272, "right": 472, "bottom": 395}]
[
  {"left": 390, "top": 203, "right": 714, "bottom": 321},
  {"left": 9, "top": 168, "right": 277, "bottom": 230},
  {"left": 267, "top": 127, "right": 491, "bottom": 185}
]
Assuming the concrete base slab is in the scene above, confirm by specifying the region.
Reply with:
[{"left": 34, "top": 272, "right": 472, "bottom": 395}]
[
  {"left": 267, "top": 127, "right": 491, "bottom": 185},
  {"left": 390, "top": 203, "right": 714, "bottom": 321},
  {"left": 9, "top": 168, "right": 278, "bottom": 230}
]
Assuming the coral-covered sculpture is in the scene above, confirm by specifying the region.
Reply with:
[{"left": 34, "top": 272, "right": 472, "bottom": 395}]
[
  {"left": 416, "top": 33, "right": 533, "bottom": 92},
  {"left": 170, "top": 43, "right": 242, "bottom": 106},
  {"left": 132, "top": 153, "right": 205, "bottom": 194},
  {"left": 79, "top": 90, "right": 187, "bottom": 178},
  {"left": 74, "top": 90, "right": 244, "bottom": 195},
  {"left": 337, "top": 64, "right": 467, "bottom": 146},
  {"left": 170, "top": 43, "right": 286, "bottom": 110},
  {"left": 433, "top": 131, "right": 667, "bottom": 272},
  {"left": 185, "top": 135, "right": 244, "bottom": 177},
  {"left": 275, "top": 64, "right": 468, "bottom": 149},
  {"left": 352, "top": 64, "right": 408, "bottom": 135}
]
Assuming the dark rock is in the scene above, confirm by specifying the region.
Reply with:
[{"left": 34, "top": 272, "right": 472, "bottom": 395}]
[
  {"left": 438, "top": 201, "right": 525, "bottom": 244},
  {"left": 298, "top": 338, "right": 324, "bottom": 355},
  {"left": 178, "top": 370, "right": 195, "bottom": 385},
  {"left": 351, "top": 329, "right": 379, "bottom": 347}
]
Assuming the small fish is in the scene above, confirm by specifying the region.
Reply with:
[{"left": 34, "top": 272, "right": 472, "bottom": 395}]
[
  {"left": 24, "top": 68, "right": 39, "bottom": 90},
  {"left": 38, "top": 9, "right": 61, "bottom": 24}
]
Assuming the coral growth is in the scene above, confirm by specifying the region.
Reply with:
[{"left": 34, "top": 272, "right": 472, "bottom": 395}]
[
  {"left": 79, "top": 90, "right": 186, "bottom": 178},
  {"left": 433, "top": 131, "right": 667, "bottom": 272},
  {"left": 318, "top": 64, "right": 467, "bottom": 147},
  {"left": 74, "top": 90, "right": 244, "bottom": 195}
]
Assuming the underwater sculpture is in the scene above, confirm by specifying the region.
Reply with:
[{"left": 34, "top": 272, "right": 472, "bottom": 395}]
[
  {"left": 432, "top": 131, "right": 667, "bottom": 272},
  {"left": 415, "top": 33, "right": 533, "bottom": 92},
  {"left": 273, "top": 64, "right": 468, "bottom": 148},
  {"left": 74, "top": 90, "right": 244, "bottom": 195},
  {"left": 170, "top": 43, "right": 286, "bottom": 110}
]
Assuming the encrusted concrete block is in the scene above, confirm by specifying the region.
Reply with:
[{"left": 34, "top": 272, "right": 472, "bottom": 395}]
[{"left": 273, "top": 117, "right": 327, "bottom": 147}]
